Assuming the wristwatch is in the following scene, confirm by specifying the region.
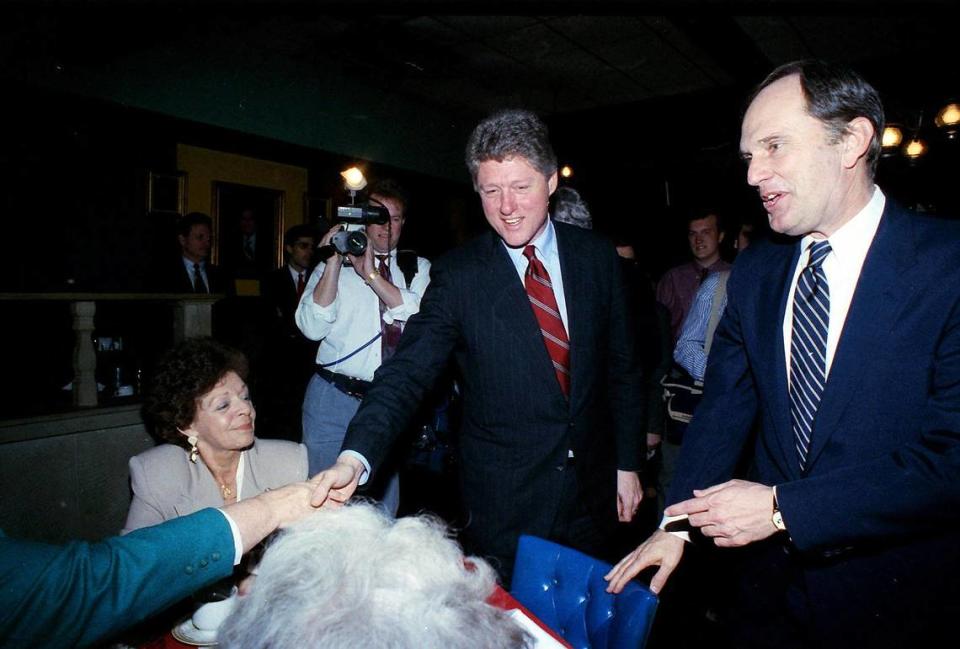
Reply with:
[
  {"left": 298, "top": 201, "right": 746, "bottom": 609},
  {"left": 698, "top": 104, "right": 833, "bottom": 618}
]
[{"left": 772, "top": 485, "right": 787, "bottom": 532}]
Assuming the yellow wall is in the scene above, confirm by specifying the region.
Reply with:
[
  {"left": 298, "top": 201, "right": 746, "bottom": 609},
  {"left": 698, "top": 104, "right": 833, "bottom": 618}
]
[{"left": 177, "top": 143, "right": 308, "bottom": 268}]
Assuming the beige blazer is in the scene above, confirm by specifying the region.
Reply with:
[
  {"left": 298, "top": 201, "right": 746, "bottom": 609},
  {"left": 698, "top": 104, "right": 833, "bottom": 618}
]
[{"left": 121, "top": 439, "right": 308, "bottom": 534}]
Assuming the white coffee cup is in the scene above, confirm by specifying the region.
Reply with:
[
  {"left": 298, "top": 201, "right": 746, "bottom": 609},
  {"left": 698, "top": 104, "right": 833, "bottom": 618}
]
[{"left": 191, "top": 588, "right": 237, "bottom": 631}]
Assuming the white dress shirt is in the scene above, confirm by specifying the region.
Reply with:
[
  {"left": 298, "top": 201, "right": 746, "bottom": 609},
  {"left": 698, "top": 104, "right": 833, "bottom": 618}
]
[
  {"left": 181, "top": 256, "right": 210, "bottom": 292},
  {"left": 782, "top": 186, "right": 885, "bottom": 379},
  {"left": 288, "top": 264, "right": 306, "bottom": 287},
  {"left": 295, "top": 251, "right": 431, "bottom": 381}
]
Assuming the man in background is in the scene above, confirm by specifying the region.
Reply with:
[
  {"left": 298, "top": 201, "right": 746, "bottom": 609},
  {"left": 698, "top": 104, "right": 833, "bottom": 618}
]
[
  {"left": 259, "top": 224, "right": 320, "bottom": 442},
  {"left": 156, "top": 212, "right": 225, "bottom": 294},
  {"left": 656, "top": 210, "right": 730, "bottom": 343}
]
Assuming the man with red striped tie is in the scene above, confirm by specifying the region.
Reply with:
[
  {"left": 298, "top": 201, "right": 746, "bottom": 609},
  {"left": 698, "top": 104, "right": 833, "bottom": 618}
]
[
  {"left": 310, "top": 110, "right": 644, "bottom": 585},
  {"left": 261, "top": 224, "right": 320, "bottom": 442}
]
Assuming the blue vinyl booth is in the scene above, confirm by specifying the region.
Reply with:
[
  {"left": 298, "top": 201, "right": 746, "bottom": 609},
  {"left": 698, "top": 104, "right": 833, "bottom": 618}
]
[{"left": 510, "top": 535, "right": 658, "bottom": 649}]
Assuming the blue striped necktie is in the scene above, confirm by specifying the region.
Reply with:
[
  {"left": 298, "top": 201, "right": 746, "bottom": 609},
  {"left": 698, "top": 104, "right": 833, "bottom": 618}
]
[{"left": 790, "top": 240, "right": 832, "bottom": 470}]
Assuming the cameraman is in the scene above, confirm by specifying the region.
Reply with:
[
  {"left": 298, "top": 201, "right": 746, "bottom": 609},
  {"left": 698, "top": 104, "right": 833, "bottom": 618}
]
[{"left": 295, "top": 179, "right": 430, "bottom": 514}]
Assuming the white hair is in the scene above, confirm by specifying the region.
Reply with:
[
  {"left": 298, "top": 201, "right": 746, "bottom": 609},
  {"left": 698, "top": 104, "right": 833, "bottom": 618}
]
[
  {"left": 552, "top": 186, "right": 593, "bottom": 230},
  {"left": 219, "top": 502, "right": 531, "bottom": 649}
]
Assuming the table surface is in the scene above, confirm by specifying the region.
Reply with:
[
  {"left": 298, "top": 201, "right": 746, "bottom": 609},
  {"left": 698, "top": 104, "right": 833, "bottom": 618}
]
[{"left": 142, "top": 584, "right": 571, "bottom": 648}]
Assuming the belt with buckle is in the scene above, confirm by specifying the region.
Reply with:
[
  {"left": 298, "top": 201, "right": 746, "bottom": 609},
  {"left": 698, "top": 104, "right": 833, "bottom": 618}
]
[{"left": 315, "top": 367, "right": 371, "bottom": 400}]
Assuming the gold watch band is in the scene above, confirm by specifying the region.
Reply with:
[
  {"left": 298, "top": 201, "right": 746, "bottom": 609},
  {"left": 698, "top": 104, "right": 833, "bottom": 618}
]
[{"left": 772, "top": 485, "right": 787, "bottom": 532}]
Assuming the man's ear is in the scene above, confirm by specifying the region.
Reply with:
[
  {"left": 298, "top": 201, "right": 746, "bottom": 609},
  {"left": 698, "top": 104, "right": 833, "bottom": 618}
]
[
  {"left": 841, "top": 117, "right": 874, "bottom": 170},
  {"left": 547, "top": 172, "right": 558, "bottom": 195}
]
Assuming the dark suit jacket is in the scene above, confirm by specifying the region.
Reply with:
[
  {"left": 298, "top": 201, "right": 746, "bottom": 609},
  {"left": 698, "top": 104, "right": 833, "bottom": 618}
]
[
  {"left": 670, "top": 201, "right": 960, "bottom": 647},
  {"left": 0, "top": 508, "right": 235, "bottom": 648},
  {"left": 343, "top": 222, "right": 643, "bottom": 570},
  {"left": 151, "top": 258, "right": 226, "bottom": 294},
  {"left": 261, "top": 266, "right": 319, "bottom": 385}
]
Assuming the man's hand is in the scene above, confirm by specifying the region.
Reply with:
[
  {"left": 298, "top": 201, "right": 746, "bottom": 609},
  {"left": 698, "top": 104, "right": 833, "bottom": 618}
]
[
  {"left": 665, "top": 479, "right": 777, "bottom": 547},
  {"left": 319, "top": 225, "right": 343, "bottom": 268},
  {"left": 309, "top": 456, "right": 364, "bottom": 508},
  {"left": 348, "top": 242, "right": 375, "bottom": 280},
  {"left": 617, "top": 470, "right": 643, "bottom": 522},
  {"left": 605, "top": 529, "right": 685, "bottom": 594},
  {"left": 223, "top": 480, "right": 320, "bottom": 554}
]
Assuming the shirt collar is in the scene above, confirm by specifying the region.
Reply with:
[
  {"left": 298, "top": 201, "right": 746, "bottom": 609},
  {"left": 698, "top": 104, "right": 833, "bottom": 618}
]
[
  {"left": 502, "top": 217, "right": 558, "bottom": 265},
  {"left": 288, "top": 264, "right": 306, "bottom": 279},
  {"left": 182, "top": 256, "right": 205, "bottom": 270},
  {"left": 800, "top": 185, "right": 885, "bottom": 263}
]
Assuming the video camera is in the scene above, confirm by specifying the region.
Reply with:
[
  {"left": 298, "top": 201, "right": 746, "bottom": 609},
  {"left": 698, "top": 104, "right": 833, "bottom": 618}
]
[{"left": 317, "top": 203, "right": 390, "bottom": 259}]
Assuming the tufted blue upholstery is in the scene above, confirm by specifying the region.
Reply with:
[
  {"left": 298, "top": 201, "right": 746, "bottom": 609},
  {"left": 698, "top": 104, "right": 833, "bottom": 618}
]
[{"left": 510, "top": 535, "right": 658, "bottom": 649}]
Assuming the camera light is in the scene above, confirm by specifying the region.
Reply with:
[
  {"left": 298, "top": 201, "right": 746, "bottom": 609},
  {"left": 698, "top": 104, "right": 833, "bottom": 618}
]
[{"left": 341, "top": 167, "right": 367, "bottom": 191}]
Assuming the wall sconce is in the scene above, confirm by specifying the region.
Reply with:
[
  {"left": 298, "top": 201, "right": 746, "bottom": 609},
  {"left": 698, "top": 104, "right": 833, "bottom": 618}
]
[
  {"left": 935, "top": 102, "right": 960, "bottom": 139},
  {"left": 903, "top": 137, "right": 928, "bottom": 160},
  {"left": 881, "top": 124, "right": 903, "bottom": 155},
  {"left": 560, "top": 165, "right": 574, "bottom": 179}
]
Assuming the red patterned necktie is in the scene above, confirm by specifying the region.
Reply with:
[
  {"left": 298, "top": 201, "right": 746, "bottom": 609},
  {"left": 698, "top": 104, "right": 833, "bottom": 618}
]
[
  {"left": 376, "top": 255, "right": 403, "bottom": 362},
  {"left": 296, "top": 272, "right": 305, "bottom": 300},
  {"left": 522, "top": 245, "right": 570, "bottom": 397}
]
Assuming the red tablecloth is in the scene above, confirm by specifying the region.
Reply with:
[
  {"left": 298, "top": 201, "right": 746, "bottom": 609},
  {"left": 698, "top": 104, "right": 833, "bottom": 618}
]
[{"left": 145, "top": 583, "right": 570, "bottom": 648}]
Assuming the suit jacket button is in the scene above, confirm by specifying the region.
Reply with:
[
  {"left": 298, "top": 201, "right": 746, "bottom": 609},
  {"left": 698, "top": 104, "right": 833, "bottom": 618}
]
[
  {"left": 211, "top": 552, "right": 221, "bottom": 562},
  {"left": 555, "top": 464, "right": 565, "bottom": 472},
  {"left": 184, "top": 565, "right": 195, "bottom": 575}
]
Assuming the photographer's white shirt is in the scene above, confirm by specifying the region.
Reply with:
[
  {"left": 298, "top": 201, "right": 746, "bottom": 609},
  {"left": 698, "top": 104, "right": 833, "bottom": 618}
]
[{"left": 295, "top": 251, "right": 431, "bottom": 381}]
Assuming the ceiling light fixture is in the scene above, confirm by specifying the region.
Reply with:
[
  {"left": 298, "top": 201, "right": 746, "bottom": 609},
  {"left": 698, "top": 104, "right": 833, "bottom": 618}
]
[
  {"left": 935, "top": 102, "right": 960, "bottom": 139},
  {"left": 881, "top": 124, "right": 903, "bottom": 154},
  {"left": 903, "top": 137, "right": 927, "bottom": 160}
]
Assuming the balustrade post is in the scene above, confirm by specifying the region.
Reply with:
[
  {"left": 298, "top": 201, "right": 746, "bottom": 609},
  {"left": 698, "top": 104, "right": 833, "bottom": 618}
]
[
  {"left": 173, "top": 296, "right": 217, "bottom": 342},
  {"left": 71, "top": 300, "right": 97, "bottom": 407}
]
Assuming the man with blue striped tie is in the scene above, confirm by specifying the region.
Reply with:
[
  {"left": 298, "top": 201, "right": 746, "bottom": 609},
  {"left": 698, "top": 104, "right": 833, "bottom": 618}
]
[{"left": 607, "top": 60, "right": 960, "bottom": 649}]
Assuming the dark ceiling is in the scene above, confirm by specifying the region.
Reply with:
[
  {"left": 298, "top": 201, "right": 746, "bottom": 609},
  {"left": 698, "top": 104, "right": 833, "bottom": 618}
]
[
  {"left": 3, "top": 7, "right": 956, "bottom": 122},
  {"left": 0, "top": 5, "right": 956, "bottom": 184}
]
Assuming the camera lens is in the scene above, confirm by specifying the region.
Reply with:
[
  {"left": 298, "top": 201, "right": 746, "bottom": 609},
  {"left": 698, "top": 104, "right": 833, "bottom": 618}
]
[{"left": 331, "top": 229, "right": 368, "bottom": 256}]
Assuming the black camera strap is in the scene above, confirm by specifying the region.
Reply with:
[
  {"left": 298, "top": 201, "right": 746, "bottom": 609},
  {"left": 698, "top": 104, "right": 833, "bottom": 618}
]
[{"left": 317, "top": 331, "right": 382, "bottom": 369}]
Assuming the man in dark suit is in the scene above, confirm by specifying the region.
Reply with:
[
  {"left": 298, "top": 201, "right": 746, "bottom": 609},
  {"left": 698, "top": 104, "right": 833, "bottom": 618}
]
[
  {"left": 260, "top": 224, "right": 319, "bottom": 441},
  {"left": 0, "top": 480, "right": 319, "bottom": 648},
  {"left": 154, "top": 211, "right": 226, "bottom": 294},
  {"left": 606, "top": 60, "right": 960, "bottom": 648},
  {"left": 311, "top": 109, "right": 644, "bottom": 583}
]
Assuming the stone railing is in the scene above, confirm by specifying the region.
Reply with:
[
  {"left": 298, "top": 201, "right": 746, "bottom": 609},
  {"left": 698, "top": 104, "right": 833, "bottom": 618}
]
[{"left": 0, "top": 293, "right": 221, "bottom": 407}]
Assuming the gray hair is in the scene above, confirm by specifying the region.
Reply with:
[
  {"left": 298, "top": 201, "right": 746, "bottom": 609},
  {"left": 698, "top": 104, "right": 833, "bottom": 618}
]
[
  {"left": 465, "top": 109, "right": 557, "bottom": 189},
  {"left": 218, "top": 503, "right": 532, "bottom": 649},
  {"left": 551, "top": 186, "right": 593, "bottom": 230}
]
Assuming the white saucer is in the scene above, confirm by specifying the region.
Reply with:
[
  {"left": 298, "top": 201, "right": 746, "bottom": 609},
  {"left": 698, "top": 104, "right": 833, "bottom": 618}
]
[{"left": 171, "top": 618, "right": 219, "bottom": 647}]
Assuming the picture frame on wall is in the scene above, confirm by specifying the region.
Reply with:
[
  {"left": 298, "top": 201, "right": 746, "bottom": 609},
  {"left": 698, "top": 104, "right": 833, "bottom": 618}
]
[
  {"left": 211, "top": 181, "right": 285, "bottom": 280},
  {"left": 304, "top": 194, "right": 333, "bottom": 225},
  {"left": 146, "top": 170, "right": 186, "bottom": 215}
]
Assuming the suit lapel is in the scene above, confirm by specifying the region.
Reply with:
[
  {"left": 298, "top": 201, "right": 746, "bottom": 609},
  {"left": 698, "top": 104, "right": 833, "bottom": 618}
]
[
  {"left": 481, "top": 233, "right": 564, "bottom": 399},
  {"left": 805, "top": 204, "right": 919, "bottom": 468},
  {"left": 556, "top": 225, "right": 587, "bottom": 406},
  {"left": 760, "top": 243, "right": 804, "bottom": 478}
]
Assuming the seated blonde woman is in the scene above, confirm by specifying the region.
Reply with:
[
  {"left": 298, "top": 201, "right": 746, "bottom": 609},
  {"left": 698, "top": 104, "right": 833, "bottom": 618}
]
[{"left": 122, "top": 337, "right": 308, "bottom": 534}]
